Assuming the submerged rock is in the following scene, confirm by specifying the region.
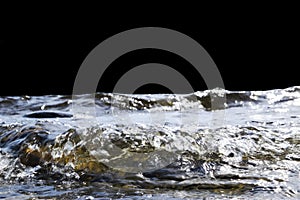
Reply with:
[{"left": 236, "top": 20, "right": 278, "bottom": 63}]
[{"left": 24, "top": 111, "right": 73, "bottom": 118}]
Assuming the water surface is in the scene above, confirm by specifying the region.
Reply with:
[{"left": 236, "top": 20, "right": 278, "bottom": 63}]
[{"left": 1, "top": 87, "right": 300, "bottom": 199}]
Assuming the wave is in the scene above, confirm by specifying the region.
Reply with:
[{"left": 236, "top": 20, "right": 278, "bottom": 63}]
[{"left": 1, "top": 86, "right": 300, "bottom": 198}]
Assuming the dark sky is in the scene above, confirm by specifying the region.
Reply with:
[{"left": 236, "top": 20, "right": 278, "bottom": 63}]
[{"left": 0, "top": 12, "right": 299, "bottom": 95}]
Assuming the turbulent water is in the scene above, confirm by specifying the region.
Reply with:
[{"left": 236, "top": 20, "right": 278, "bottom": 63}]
[{"left": 0, "top": 87, "right": 300, "bottom": 199}]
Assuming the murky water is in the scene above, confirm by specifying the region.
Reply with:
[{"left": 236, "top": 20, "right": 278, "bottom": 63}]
[{"left": 1, "top": 87, "right": 300, "bottom": 199}]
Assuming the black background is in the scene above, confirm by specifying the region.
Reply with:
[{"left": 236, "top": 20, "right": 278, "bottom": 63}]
[{"left": 0, "top": 8, "right": 299, "bottom": 95}]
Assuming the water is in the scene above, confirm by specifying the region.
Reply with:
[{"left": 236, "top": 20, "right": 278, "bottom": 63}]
[{"left": 0, "top": 87, "right": 300, "bottom": 199}]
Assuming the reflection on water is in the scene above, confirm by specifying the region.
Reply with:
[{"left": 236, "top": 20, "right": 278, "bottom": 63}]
[{"left": 0, "top": 87, "right": 300, "bottom": 199}]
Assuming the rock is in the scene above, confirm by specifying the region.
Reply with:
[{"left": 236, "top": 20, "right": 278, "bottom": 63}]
[{"left": 24, "top": 111, "right": 73, "bottom": 118}]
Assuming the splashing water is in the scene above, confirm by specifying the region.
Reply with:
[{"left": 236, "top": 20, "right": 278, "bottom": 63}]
[{"left": 0, "top": 87, "right": 300, "bottom": 199}]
